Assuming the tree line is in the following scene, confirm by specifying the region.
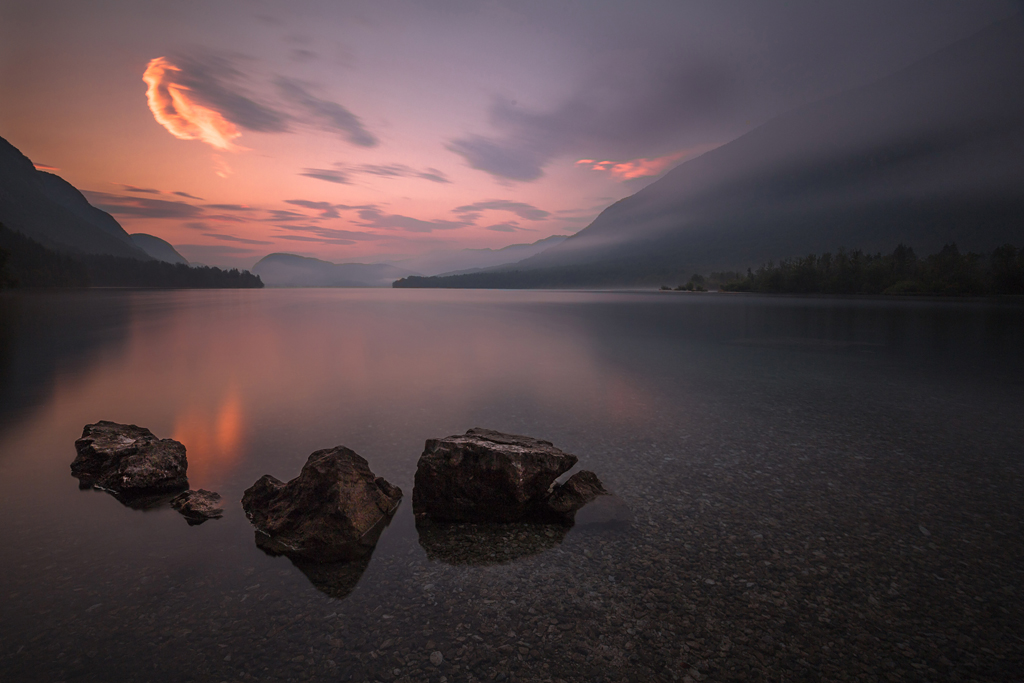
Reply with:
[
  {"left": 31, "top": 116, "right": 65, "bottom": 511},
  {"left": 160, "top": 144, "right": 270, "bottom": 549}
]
[
  {"left": 705, "top": 244, "right": 1024, "bottom": 296},
  {"left": 0, "top": 224, "right": 263, "bottom": 289}
]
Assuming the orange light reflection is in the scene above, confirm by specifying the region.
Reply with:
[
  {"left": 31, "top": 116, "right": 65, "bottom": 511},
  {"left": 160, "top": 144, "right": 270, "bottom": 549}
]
[{"left": 172, "top": 387, "right": 245, "bottom": 488}]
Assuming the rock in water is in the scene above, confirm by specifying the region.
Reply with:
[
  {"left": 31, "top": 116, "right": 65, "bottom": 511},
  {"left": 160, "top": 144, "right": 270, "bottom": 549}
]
[
  {"left": 412, "top": 428, "right": 607, "bottom": 523},
  {"left": 171, "top": 489, "right": 224, "bottom": 525},
  {"left": 241, "top": 446, "right": 402, "bottom": 562},
  {"left": 72, "top": 421, "right": 188, "bottom": 495},
  {"left": 545, "top": 470, "right": 608, "bottom": 515}
]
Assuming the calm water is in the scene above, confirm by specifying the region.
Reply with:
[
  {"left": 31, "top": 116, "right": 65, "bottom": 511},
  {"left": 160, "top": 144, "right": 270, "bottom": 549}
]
[{"left": 0, "top": 289, "right": 1021, "bottom": 683}]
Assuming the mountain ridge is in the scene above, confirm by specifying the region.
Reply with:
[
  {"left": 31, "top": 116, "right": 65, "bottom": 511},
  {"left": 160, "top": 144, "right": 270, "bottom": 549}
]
[
  {"left": 399, "top": 16, "right": 1024, "bottom": 288},
  {"left": 0, "top": 136, "right": 150, "bottom": 260}
]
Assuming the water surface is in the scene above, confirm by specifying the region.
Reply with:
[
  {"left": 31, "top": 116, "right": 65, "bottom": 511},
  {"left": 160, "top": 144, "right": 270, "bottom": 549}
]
[{"left": 1, "top": 290, "right": 1021, "bottom": 682}]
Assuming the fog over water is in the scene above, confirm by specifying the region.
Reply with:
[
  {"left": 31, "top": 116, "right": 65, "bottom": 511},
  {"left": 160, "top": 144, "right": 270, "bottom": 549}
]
[{"left": 0, "top": 290, "right": 1021, "bottom": 681}]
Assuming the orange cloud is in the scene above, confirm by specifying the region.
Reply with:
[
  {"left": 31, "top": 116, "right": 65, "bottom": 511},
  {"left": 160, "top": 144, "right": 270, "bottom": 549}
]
[
  {"left": 144, "top": 57, "right": 242, "bottom": 152},
  {"left": 33, "top": 163, "right": 60, "bottom": 172},
  {"left": 576, "top": 144, "right": 724, "bottom": 181},
  {"left": 576, "top": 150, "right": 690, "bottom": 180}
]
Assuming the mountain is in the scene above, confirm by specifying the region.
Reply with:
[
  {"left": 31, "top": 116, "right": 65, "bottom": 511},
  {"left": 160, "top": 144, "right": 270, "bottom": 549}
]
[
  {"left": 252, "top": 253, "right": 413, "bottom": 287},
  {"left": 388, "top": 235, "right": 568, "bottom": 276},
  {"left": 130, "top": 233, "right": 189, "bottom": 265},
  {"left": 253, "top": 235, "right": 570, "bottom": 287},
  {"left": 398, "top": 17, "right": 1024, "bottom": 289},
  {"left": 0, "top": 136, "right": 150, "bottom": 259}
]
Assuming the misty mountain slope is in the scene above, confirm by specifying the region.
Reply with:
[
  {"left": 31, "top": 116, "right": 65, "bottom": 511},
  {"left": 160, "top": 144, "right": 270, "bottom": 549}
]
[
  {"left": 389, "top": 235, "right": 568, "bottom": 276},
  {"left": 252, "top": 253, "right": 414, "bottom": 287},
  {"left": 130, "top": 233, "right": 189, "bottom": 265},
  {"left": 417, "top": 17, "right": 1024, "bottom": 287},
  {"left": 0, "top": 136, "right": 150, "bottom": 259}
]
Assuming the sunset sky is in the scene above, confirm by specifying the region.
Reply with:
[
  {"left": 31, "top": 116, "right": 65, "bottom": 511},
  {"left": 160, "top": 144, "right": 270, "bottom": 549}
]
[{"left": 1, "top": 0, "right": 1017, "bottom": 268}]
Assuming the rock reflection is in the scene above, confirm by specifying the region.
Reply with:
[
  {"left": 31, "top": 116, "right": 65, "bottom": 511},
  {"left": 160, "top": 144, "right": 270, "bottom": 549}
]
[
  {"left": 285, "top": 554, "right": 375, "bottom": 601},
  {"left": 416, "top": 518, "right": 571, "bottom": 566},
  {"left": 416, "top": 494, "right": 633, "bottom": 566},
  {"left": 252, "top": 529, "right": 379, "bottom": 600},
  {"left": 171, "top": 386, "right": 245, "bottom": 488},
  {"left": 250, "top": 499, "right": 398, "bottom": 600},
  {"left": 76, "top": 481, "right": 182, "bottom": 511}
]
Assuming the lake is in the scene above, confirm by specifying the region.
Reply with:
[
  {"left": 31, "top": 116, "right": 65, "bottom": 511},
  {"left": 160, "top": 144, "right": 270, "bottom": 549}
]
[{"left": 0, "top": 289, "right": 1021, "bottom": 683}]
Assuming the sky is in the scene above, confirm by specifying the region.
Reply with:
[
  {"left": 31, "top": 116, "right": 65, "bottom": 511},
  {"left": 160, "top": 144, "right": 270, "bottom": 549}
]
[{"left": 0, "top": 0, "right": 1018, "bottom": 268}]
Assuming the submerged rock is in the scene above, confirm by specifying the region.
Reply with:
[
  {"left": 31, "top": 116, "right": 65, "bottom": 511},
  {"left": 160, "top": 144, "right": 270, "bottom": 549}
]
[
  {"left": 171, "top": 489, "right": 224, "bottom": 525},
  {"left": 241, "top": 446, "right": 402, "bottom": 563},
  {"left": 72, "top": 421, "right": 189, "bottom": 496},
  {"left": 412, "top": 428, "right": 608, "bottom": 523}
]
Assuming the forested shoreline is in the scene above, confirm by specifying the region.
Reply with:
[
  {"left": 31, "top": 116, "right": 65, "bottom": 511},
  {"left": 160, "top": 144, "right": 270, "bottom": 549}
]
[
  {"left": 699, "top": 244, "right": 1024, "bottom": 296},
  {"left": 0, "top": 224, "right": 263, "bottom": 289}
]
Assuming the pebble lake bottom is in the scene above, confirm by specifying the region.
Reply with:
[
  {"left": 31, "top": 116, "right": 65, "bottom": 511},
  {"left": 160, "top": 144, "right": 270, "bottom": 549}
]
[{"left": 0, "top": 288, "right": 1021, "bottom": 683}]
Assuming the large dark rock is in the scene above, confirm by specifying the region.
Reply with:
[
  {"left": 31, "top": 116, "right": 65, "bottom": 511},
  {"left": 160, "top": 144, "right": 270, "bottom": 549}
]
[
  {"left": 72, "top": 421, "right": 188, "bottom": 495},
  {"left": 171, "top": 489, "right": 224, "bottom": 525},
  {"left": 412, "top": 428, "right": 607, "bottom": 523},
  {"left": 241, "top": 446, "right": 402, "bottom": 563}
]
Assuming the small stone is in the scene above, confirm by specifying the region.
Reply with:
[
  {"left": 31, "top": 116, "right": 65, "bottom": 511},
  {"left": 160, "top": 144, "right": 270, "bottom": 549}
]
[
  {"left": 430, "top": 651, "right": 444, "bottom": 666},
  {"left": 171, "top": 489, "right": 224, "bottom": 525}
]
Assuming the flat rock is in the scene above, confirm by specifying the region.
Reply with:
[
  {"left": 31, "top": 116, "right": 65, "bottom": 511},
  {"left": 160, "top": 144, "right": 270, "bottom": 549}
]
[
  {"left": 241, "top": 446, "right": 402, "bottom": 563},
  {"left": 171, "top": 489, "right": 224, "bottom": 525},
  {"left": 72, "top": 421, "right": 188, "bottom": 496},
  {"left": 412, "top": 428, "right": 608, "bottom": 523}
]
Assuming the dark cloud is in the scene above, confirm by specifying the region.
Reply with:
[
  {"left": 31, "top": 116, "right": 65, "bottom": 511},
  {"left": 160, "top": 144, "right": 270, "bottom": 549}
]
[
  {"left": 356, "top": 163, "right": 451, "bottom": 184},
  {"left": 299, "top": 168, "right": 351, "bottom": 184},
  {"left": 204, "top": 203, "right": 258, "bottom": 212},
  {"left": 172, "top": 54, "right": 291, "bottom": 133},
  {"left": 300, "top": 163, "right": 450, "bottom": 185},
  {"left": 174, "top": 191, "right": 204, "bottom": 200},
  {"left": 155, "top": 52, "right": 377, "bottom": 149},
  {"left": 204, "top": 214, "right": 248, "bottom": 223},
  {"left": 453, "top": 200, "right": 550, "bottom": 221},
  {"left": 283, "top": 199, "right": 340, "bottom": 218},
  {"left": 276, "top": 77, "right": 378, "bottom": 147},
  {"left": 447, "top": 135, "right": 547, "bottom": 182},
  {"left": 84, "top": 191, "right": 204, "bottom": 219},
  {"left": 203, "top": 232, "right": 274, "bottom": 245},
  {"left": 262, "top": 209, "right": 309, "bottom": 222},
  {"left": 448, "top": 58, "right": 738, "bottom": 182},
  {"left": 354, "top": 207, "right": 470, "bottom": 233},
  {"left": 484, "top": 222, "right": 530, "bottom": 233},
  {"left": 289, "top": 49, "right": 319, "bottom": 63},
  {"left": 273, "top": 224, "right": 382, "bottom": 245},
  {"left": 416, "top": 168, "right": 451, "bottom": 184},
  {"left": 277, "top": 234, "right": 356, "bottom": 245},
  {"left": 120, "top": 184, "right": 162, "bottom": 195}
]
